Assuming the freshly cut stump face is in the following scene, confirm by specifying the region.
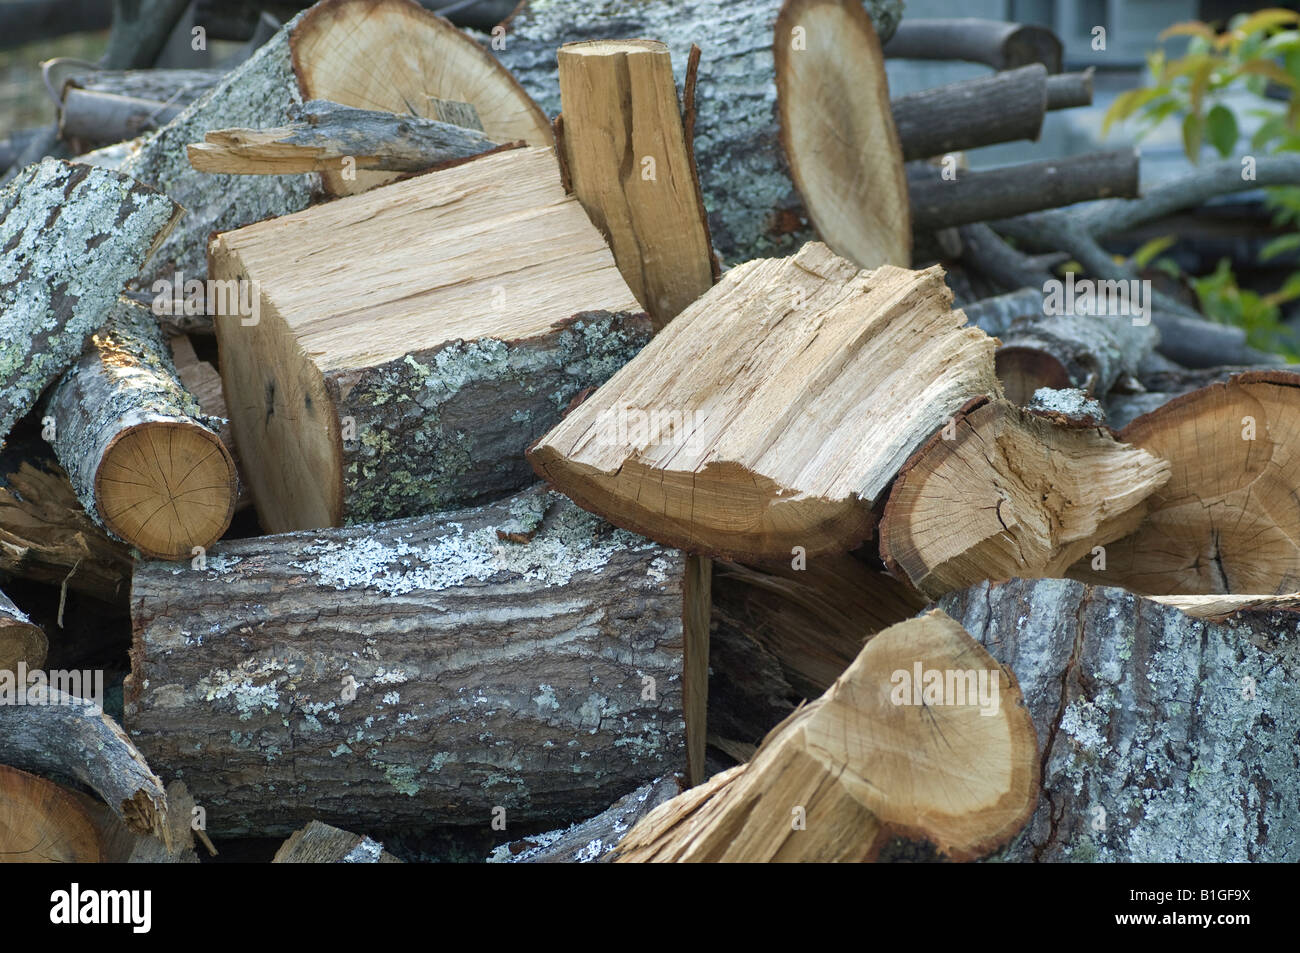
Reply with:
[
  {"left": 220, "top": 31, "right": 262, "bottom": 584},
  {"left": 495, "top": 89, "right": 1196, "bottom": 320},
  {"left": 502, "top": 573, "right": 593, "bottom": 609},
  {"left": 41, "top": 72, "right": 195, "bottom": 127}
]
[
  {"left": 0, "top": 765, "right": 104, "bottom": 863},
  {"left": 774, "top": 0, "right": 910, "bottom": 269},
  {"left": 290, "top": 0, "right": 553, "bottom": 195},
  {"left": 1073, "top": 371, "right": 1300, "bottom": 595},
  {"left": 96, "top": 420, "right": 236, "bottom": 560}
]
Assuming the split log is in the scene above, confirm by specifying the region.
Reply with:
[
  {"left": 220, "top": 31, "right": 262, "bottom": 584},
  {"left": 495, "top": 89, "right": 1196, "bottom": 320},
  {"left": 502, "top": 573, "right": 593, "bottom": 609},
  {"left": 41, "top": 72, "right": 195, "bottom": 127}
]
[
  {"left": 488, "top": 774, "right": 683, "bottom": 863},
  {"left": 0, "top": 587, "right": 46, "bottom": 674},
  {"left": 210, "top": 146, "right": 649, "bottom": 532},
  {"left": 1151, "top": 591, "right": 1300, "bottom": 619},
  {"left": 880, "top": 397, "right": 1171, "bottom": 599},
  {"left": 0, "top": 441, "right": 134, "bottom": 605},
  {"left": 0, "top": 764, "right": 105, "bottom": 863},
  {"left": 529, "top": 243, "right": 1000, "bottom": 562},
  {"left": 557, "top": 40, "right": 715, "bottom": 327},
  {"left": 940, "top": 578, "right": 1300, "bottom": 862},
  {"left": 126, "top": 487, "right": 692, "bottom": 837},
  {"left": 496, "top": 0, "right": 904, "bottom": 267},
  {"left": 0, "top": 158, "right": 181, "bottom": 441},
  {"left": 613, "top": 611, "right": 1039, "bottom": 862},
  {"left": 908, "top": 149, "right": 1141, "bottom": 232},
  {"left": 45, "top": 299, "right": 237, "bottom": 561},
  {"left": 1071, "top": 371, "right": 1300, "bottom": 595},
  {"left": 774, "top": 0, "right": 910, "bottom": 269},
  {"left": 890, "top": 65, "right": 1081, "bottom": 162},
  {"left": 882, "top": 18, "right": 1062, "bottom": 73},
  {"left": 273, "top": 821, "right": 402, "bottom": 863},
  {"left": 0, "top": 687, "right": 169, "bottom": 842},
  {"left": 289, "top": 0, "right": 552, "bottom": 196},
  {"left": 187, "top": 99, "right": 502, "bottom": 175}
]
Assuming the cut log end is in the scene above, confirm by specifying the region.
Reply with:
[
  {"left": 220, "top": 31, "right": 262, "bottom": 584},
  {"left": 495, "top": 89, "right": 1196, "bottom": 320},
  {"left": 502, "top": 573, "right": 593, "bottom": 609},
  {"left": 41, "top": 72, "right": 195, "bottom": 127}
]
[
  {"left": 95, "top": 419, "right": 237, "bottom": 560},
  {"left": 0, "top": 589, "right": 46, "bottom": 673}
]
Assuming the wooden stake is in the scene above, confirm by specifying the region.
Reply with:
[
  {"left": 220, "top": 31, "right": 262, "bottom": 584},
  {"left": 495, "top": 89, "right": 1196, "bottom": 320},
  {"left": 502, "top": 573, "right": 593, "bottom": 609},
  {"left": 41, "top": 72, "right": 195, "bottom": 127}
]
[{"left": 557, "top": 39, "right": 715, "bottom": 330}]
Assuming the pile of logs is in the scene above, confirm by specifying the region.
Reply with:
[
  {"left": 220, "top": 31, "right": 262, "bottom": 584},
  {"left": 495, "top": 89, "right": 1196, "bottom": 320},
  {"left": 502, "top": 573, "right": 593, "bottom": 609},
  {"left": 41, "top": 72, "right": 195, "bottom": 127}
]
[{"left": 0, "top": 0, "right": 1297, "bottom": 864}]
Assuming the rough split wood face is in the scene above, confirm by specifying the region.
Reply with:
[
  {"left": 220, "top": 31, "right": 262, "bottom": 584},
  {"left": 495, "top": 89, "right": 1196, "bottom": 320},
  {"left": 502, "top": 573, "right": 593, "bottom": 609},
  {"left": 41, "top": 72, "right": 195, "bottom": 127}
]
[
  {"left": 880, "top": 397, "right": 1172, "bottom": 599},
  {"left": 613, "top": 611, "right": 1039, "bottom": 862},
  {"left": 209, "top": 146, "right": 648, "bottom": 532},
  {"left": 289, "top": 0, "right": 552, "bottom": 196},
  {"left": 1071, "top": 370, "right": 1300, "bottom": 595},
  {"left": 529, "top": 242, "right": 1000, "bottom": 562}
]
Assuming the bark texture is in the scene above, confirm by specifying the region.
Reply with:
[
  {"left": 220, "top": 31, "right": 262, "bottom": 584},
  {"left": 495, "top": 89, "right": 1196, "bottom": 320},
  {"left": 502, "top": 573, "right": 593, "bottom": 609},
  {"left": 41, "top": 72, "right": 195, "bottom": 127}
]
[
  {"left": 940, "top": 578, "right": 1300, "bottom": 862},
  {"left": 497, "top": 0, "right": 903, "bottom": 267},
  {"left": 0, "top": 158, "right": 181, "bottom": 440},
  {"left": 119, "top": 11, "right": 318, "bottom": 290},
  {"left": 127, "top": 487, "right": 688, "bottom": 837}
]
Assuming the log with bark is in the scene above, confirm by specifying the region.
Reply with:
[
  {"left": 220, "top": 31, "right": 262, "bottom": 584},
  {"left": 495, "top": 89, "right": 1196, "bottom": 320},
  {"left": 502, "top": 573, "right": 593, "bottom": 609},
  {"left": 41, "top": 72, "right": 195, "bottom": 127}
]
[
  {"left": 529, "top": 243, "right": 1000, "bottom": 562},
  {"left": 908, "top": 149, "right": 1140, "bottom": 232},
  {"left": 210, "top": 146, "right": 649, "bottom": 532},
  {"left": 879, "top": 397, "right": 1171, "bottom": 599},
  {"left": 126, "top": 487, "right": 695, "bottom": 837},
  {"left": 496, "top": 0, "right": 904, "bottom": 267},
  {"left": 882, "top": 18, "right": 1062, "bottom": 73},
  {"left": 1071, "top": 370, "right": 1300, "bottom": 595},
  {"left": 44, "top": 298, "right": 238, "bottom": 561},
  {"left": 0, "top": 764, "right": 106, "bottom": 863},
  {"left": 557, "top": 39, "right": 716, "bottom": 328},
  {"left": 60, "top": 91, "right": 186, "bottom": 148},
  {"left": 167, "top": 334, "right": 251, "bottom": 513},
  {"left": 0, "top": 686, "right": 170, "bottom": 843},
  {"left": 940, "top": 577, "right": 1300, "bottom": 862},
  {"left": 187, "top": 99, "right": 503, "bottom": 175},
  {"left": 0, "top": 158, "right": 181, "bottom": 440},
  {"left": 612, "top": 611, "right": 1040, "bottom": 862},
  {"left": 0, "top": 441, "right": 134, "bottom": 606},
  {"left": 0, "top": 587, "right": 46, "bottom": 674}
]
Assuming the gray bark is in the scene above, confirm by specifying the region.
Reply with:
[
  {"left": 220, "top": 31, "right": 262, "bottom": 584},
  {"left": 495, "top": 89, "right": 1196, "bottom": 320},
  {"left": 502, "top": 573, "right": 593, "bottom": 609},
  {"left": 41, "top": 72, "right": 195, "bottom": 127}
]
[
  {"left": 908, "top": 149, "right": 1140, "bottom": 231},
  {"left": 65, "top": 67, "right": 227, "bottom": 106},
  {"left": 890, "top": 65, "right": 1049, "bottom": 162},
  {"left": 103, "top": 0, "right": 193, "bottom": 70},
  {"left": 496, "top": 0, "right": 903, "bottom": 267},
  {"left": 119, "top": 11, "right": 318, "bottom": 293},
  {"left": 44, "top": 297, "right": 228, "bottom": 545},
  {"left": 487, "top": 773, "right": 683, "bottom": 862},
  {"left": 194, "top": 99, "right": 501, "bottom": 173},
  {"left": 939, "top": 578, "right": 1300, "bottom": 862},
  {"left": 0, "top": 158, "right": 181, "bottom": 441},
  {"left": 127, "top": 486, "right": 688, "bottom": 837},
  {"left": 325, "top": 310, "right": 651, "bottom": 524},
  {"left": 0, "top": 687, "right": 170, "bottom": 841},
  {"left": 61, "top": 90, "right": 187, "bottom": 146},
  {"left": 882, "top": 18, "right": 1062, "bottom": 73}
]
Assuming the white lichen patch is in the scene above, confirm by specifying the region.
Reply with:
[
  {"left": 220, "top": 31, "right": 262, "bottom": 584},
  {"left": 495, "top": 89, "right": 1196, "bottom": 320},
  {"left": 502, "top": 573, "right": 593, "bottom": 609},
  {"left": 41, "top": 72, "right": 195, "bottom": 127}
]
[{"left": 197, "top": 658, "right": 287, "bottom": 720}]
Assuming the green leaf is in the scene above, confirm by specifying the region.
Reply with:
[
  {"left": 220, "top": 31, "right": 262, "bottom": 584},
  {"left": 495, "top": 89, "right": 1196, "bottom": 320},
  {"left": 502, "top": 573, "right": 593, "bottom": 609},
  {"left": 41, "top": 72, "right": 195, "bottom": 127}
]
[
  {"left": 1268, "top": 270, "right": 1300, "bottom": 304},
  {"left": 1235, "top": 9, "right": 1300, "bottom": 37},
  {"left": 1206, "top": 104, "right": 1239, "bottom": 156},
  {"left": 1182, "top": 112, "right": 1205, "bottom": 161},
  {"left": 1252, "top": 114, "right": 1288, "bottom": 149},
  {"left": 1131, "top": 235, "right": 1177, "bottom": 268},
  {"left": 1235, "top": 58, "right": 1297, "bottom": 87},
  {"left": 1160, "top": 21, "right": 1218, "bottom": 43},
  {"left": 1261, "top": 233, "right": 1300, "bottom": 260},
  {"left": 1102, "top": 87, "right": 1168, "bottom": 135}
]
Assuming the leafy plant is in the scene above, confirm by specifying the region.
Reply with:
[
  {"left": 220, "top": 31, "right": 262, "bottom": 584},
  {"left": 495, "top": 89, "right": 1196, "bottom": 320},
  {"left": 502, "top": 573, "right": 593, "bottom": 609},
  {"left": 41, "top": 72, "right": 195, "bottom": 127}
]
[{"left": 1104, "top": 9, "right": 1300, "bottom": 358}]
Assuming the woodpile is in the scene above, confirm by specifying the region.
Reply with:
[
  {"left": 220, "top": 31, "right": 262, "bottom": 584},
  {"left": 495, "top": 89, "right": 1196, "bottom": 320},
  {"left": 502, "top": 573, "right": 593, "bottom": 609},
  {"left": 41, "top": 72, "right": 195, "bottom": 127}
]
[{"left": 0, "top": 0, "right": 1297, "bottom": 866}]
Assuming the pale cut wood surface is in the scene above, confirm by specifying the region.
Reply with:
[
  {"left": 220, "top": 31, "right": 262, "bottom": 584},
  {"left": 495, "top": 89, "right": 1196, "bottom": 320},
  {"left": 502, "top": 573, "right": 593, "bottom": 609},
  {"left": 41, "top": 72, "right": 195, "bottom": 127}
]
[
  {"left": 0, "top": 587, "right": 46, "bottom": 674},
  {"left": 530, "top": 243, "right": 1000, "bottom": 561},
  {"left": 290, "top": 0, "right": 552, "bottom": 195},
  {"left": 774, "top": 0, "right": 910, "bottom": 270},
  {"left": 881, "top": 398, "right": 1171, "bottom": 599},
  {"left": 1070, "top": 370, "right": 1300, "bottom": 595},
  {"left": 273, "top": 821, "right": 402, "bottom": 863},
  {"left": 558, "top": 39, "right": 714, "bottom": 329},
  {"left": 0, "top": 764, "right": 105, "bottom": 863},
  {"left": 613, "top": 611, "right": 1039, "bottom": 862}
]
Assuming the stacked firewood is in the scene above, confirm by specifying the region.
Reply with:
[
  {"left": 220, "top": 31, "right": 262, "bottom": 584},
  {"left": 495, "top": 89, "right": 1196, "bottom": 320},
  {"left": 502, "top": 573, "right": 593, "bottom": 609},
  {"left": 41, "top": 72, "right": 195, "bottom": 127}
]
[{"left": 0, "top": 0, "right": 1297, "bottom": 864}]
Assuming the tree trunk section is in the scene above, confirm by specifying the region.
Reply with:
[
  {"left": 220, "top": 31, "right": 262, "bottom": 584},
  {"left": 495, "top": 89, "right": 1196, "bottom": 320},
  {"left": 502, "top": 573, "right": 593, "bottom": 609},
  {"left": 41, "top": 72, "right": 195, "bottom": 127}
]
[{"left": 126, "top": 487, "right": 690, "bottom": 837}]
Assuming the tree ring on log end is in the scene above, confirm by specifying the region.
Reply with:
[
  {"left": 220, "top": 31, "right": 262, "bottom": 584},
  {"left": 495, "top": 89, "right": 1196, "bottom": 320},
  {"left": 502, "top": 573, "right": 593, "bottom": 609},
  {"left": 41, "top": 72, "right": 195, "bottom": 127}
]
[{"left": 95, "top": 419, "right": 237, "bottom": 560}]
